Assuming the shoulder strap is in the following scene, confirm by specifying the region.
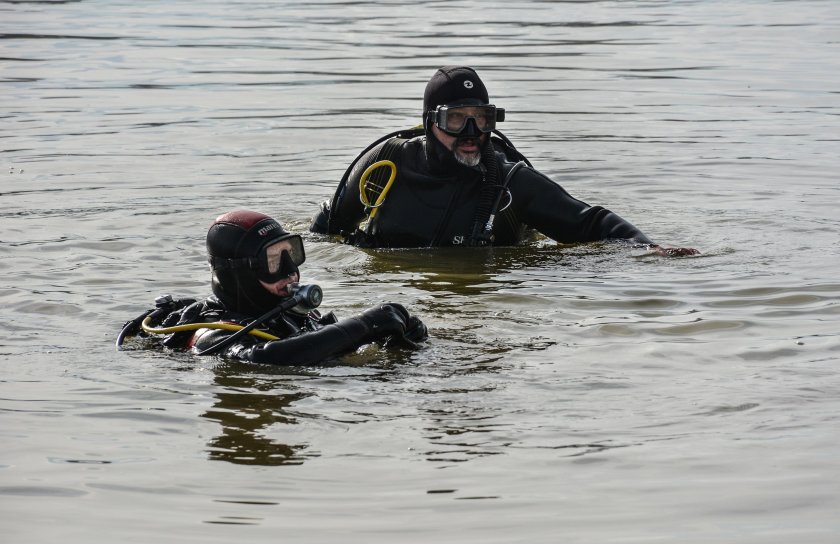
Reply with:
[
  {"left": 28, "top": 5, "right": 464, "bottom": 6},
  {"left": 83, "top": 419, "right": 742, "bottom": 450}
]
[
  {"left": 362, "top": 135, "right": 408, "bottom": 199},
  {"left": 356, "top": 132, "right": 419, "bottom": 240},
  {"left": 328, "top": 126, "right": 424, "bottom": 226}
]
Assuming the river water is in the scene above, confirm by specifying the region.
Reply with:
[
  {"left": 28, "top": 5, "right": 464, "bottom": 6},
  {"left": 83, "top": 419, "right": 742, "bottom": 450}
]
[{"left": 2, "top": 0, "right": 839, "bottom": 542}]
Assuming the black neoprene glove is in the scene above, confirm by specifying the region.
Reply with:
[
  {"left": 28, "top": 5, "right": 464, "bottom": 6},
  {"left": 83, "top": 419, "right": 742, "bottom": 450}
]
[
  {"left": 359, "top": 303, "right": 428, "bottom": 347},
  {"left": 360, "top": 303, "right": 409, "bottom": 337},
  {"left": 402, "top": 315, "right": 428, "bottom": 346}
]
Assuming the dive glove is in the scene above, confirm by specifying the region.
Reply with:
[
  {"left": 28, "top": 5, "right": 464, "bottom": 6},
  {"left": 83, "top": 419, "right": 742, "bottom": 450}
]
[{"left": 359, "top": 303, "right": 428, "bottom": 347}]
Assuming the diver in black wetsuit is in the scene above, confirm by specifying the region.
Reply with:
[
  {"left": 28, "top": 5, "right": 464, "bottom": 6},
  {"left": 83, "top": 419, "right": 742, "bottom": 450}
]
[
  {"left": 117, "top": 210, "right": 427, "bottom": 365},
  {"left": 311, "top": 65, "right": 697, "bottom": 256}
]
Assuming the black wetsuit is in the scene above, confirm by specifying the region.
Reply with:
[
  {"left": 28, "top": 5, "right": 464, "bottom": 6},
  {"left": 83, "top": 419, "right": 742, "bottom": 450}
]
[
  {"left": 148, "top": 296, "right": 424, "bottom": 366},
  {"left": 311, "top": 135, "right": 654, "bottom": 248}
]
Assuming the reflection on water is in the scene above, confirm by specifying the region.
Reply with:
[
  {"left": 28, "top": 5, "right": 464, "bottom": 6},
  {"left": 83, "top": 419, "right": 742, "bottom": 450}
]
[
  {"left": 202, "top": 370, "right": 312, "bottom": 466},
  {"left": 355, "top": 241, "right": 617, "bottom": 296}
]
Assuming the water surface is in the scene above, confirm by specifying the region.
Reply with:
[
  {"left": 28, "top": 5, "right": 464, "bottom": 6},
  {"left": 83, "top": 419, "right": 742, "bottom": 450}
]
[{"left": 2, "top": 1, "right": 840, "bottom": 542}]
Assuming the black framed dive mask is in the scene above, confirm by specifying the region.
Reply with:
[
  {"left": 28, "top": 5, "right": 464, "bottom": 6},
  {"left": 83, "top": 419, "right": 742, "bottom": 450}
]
[
  {"left": 211, "top": 234, "right": 306, "bottom": 284},
  {"left": 258, "top": 236, "right": 306, "bottom": 283},
  {"left": 432, "top": 104, "right": 505, "bottom": 135}
]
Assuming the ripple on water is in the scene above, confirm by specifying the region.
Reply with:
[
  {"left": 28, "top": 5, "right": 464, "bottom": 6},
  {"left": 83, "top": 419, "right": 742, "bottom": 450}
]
[
  {"left": 3, "top": 0, "right": 840, "bottom": 539},
  {"left": 0, "top": 486, "right": 87, "bottom": 498}
]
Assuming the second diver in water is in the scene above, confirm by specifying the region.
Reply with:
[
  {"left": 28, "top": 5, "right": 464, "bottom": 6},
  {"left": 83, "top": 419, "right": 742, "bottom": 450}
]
[
  {"left": 118, "top": 210, "right": 427, "bottom": 365},
  {"left": 311, "top": 65, "right": 697, "bottom": 256}
]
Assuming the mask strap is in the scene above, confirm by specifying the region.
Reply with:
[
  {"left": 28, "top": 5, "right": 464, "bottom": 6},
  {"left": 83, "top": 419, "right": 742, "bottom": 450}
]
[{"left": 209, "top": 256, "right": 256, "bottom": 271}]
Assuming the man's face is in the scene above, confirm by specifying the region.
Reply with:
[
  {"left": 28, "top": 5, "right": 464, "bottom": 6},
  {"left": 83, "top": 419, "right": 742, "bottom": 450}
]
[{"left": 431, "top": 123, "right": 486, "bottom": 167}]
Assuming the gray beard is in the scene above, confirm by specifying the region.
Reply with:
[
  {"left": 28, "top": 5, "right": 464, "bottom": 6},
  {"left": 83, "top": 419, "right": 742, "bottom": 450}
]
[{"left": 454, "top": 148, "right": 481, "bottom": 167}]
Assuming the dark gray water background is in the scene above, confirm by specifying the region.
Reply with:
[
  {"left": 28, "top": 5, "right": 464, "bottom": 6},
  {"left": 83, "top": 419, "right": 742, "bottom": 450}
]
[{"left": 2, "top": 0, "right": 839, "bottom": 542}]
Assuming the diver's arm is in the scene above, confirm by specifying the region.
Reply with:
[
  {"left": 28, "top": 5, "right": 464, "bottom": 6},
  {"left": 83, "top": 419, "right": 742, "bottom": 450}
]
[
  {"left": 310, "top": 145, "right": 384, "bottom": 234},
  {"left": 242, "top": 317, "right": 372, "bottom": 365},
  {"left": 512, "top": 168, "right": 698, "bottom": 254},
  {"left": 220, "top": 304, "right": 426, "bottom": 366},
  {"left": 189, "top": 321, "right": 360, "bottom": 364},
  {"left": 511, "top": 166, "right": 654, "bottom": 244}
]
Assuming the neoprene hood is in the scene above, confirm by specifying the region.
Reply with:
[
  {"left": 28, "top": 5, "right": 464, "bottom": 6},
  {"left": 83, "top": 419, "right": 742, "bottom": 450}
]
[
  {"left": 206, "top": 210, "right": 300, "bottom": 315},
  {"left": 422, "top": 66, "right": 492, "bottom": 169},
  {"left": 423, "top": 66, "right": 490, "bottom": 115}
]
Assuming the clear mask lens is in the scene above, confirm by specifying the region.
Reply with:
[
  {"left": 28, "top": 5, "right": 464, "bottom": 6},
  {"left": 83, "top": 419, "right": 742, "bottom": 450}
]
[
  {"left": 260, "top": 236, "right": 305, "bottom": 282},
  {"left": 434, "top": 105, "right": 504, "bottom": 134}
]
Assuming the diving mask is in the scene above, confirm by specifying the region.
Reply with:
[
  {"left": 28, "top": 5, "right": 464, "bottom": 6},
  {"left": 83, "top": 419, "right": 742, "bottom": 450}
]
[
  {"left": 210, "top": 235, "right": 306, "bottom": 283},
  {"left": 260, "top": 237, "right": 305, "bottom": 283},
  {"left": 433, "top": 104, "right": 505, "bottom": 135}
]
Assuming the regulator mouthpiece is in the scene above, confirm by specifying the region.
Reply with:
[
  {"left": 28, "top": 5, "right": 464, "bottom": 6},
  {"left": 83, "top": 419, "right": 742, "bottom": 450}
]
[{"left": 287, "top": 283, "right": 323, "bottom": 311}]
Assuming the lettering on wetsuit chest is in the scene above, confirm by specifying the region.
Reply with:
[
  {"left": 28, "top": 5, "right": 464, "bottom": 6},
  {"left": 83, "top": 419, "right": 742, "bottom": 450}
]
[{"left": 452, "top": 235, "right": 465, "bottom": 245}]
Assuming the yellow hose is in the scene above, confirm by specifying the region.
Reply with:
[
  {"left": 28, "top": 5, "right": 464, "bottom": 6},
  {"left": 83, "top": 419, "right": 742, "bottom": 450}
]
[
  {"left": 359, "top": 160, "right": 397, "bottom": 219},
  {"left": 141, "top": 316, "right": 280, "bottom": 341}
]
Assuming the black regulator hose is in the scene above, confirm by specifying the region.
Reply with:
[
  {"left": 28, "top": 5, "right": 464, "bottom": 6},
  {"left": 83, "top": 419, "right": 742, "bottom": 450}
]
[
  {"left": 116, "top": 308, "right": 156, "bottom": 350},
  {"left": 195, "top": 283, "right": 323, "bottom": 356}
]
